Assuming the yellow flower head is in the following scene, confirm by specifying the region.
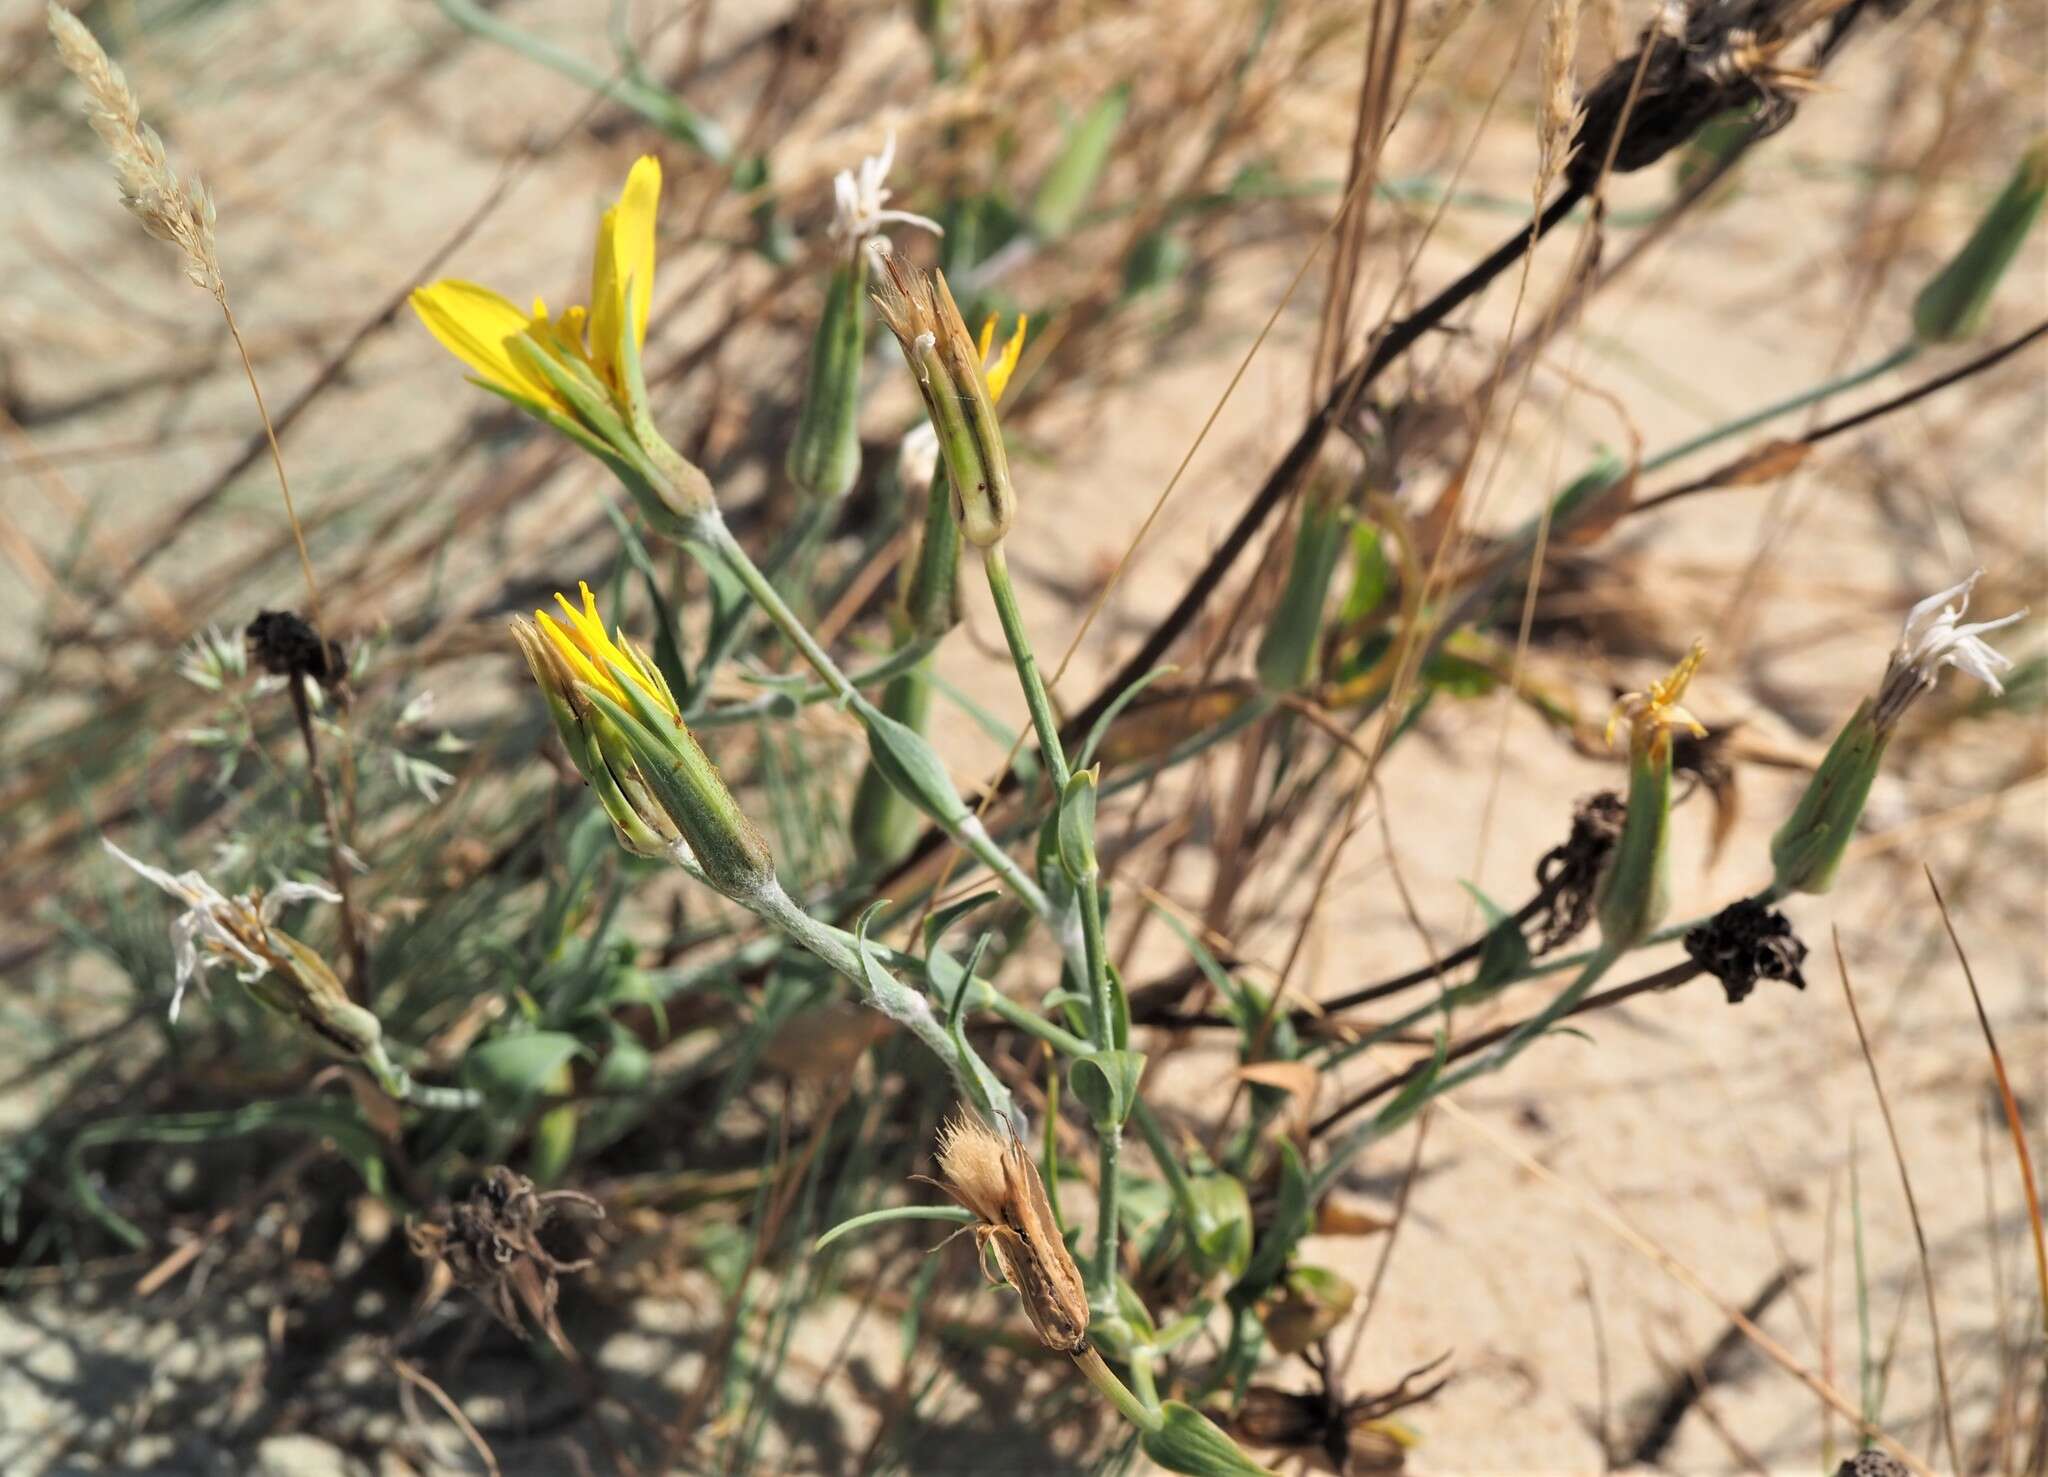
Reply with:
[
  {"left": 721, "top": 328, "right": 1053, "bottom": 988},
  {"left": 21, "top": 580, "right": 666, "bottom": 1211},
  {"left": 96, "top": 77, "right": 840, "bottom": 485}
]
[
  {"left": 410, "top": 156, "right": 663, "bottom": 415},
  {"left": 1606, "top": 640, "right": 1707, "bottom": 759},
  {"left": 535, "top": 581, "right": 679, "bottom": 721}
]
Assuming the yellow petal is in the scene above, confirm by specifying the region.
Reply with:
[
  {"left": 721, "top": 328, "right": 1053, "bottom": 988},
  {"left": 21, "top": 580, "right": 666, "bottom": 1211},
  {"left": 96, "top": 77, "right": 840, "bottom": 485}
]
[
  {"left": 588, "top": 156, "right": 662, "bottom": 386},
  {"left": 411, "top": 280, "right": 565, "bottom": 410},
  {"left": 986, "top": 314, "right": 1028, "bottom": 403}
]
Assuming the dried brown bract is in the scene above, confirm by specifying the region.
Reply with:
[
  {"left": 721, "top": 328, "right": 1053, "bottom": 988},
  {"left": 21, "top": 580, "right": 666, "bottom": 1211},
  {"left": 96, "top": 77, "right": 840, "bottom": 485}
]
[
  {"left": 929, "top": 1112, "right": 1089, "bottom": 1354},
  {"left": 1564, "top": 0, "right": 1820, "bottom": 193},
  {"left": 407, "top": 1167, "right": 604, "bottom": 1359},
  {"left": 1531, "top": 790, "right": 1627, "bottom": 951},
  {"left": 1684, "top": 896, "right": 1808, "bottom": 1003}
]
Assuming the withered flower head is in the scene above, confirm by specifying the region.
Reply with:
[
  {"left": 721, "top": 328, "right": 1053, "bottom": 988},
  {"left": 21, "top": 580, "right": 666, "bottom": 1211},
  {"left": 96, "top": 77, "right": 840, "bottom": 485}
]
[
  {"left": 1683, "top": 896, "right": 1807, "bottom": 1003},
  {"left": 1532, "top": 790, "right": 1627, "bottom": 952},
  {"left": 245, "top": 609, "right": 346, "bottom": 694},
  {"left": 407, "top": 1167, "right": 604, "bottom": 1360},
  {"left": 929, "top": 1111, "right": 1089, "bottom": 1354},
  {"left": 1566, "top": 0, "right": 1818, "bottom": 193}
]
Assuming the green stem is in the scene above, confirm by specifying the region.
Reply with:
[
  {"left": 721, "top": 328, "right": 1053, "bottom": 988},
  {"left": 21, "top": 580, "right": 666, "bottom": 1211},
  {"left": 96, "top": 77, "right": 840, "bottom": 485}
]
[
  {"left": 1641, "top": 341, "right": 1919, "bottom": 475},
  {"left": 1076, "top": 868, "right": 1123, "bottom": 1296},
  {"left": 687, "top": 509, "right": 1052, "bottom": 921},
  {"left": 982, "top": 544, "right": 1072, "bottom": 791},
  {"left": 740, "top": 875, "right": 1021, "bottom": 1130},
  {"left": 1074, "top": 1346, "right": 1165, "bottom": 1434}
]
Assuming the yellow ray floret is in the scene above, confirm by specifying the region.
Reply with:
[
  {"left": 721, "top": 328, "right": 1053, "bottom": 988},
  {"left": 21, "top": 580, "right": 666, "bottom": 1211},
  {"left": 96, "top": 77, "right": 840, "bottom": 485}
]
[
  {"left": 1606, "top": 640, "right": 1708, "bottom": 752},
  {"left": 588, "top": 155, "right": 662, "bottom": 388},
  {"left": 411, "top": 156, "right": 663, "bottom": 411},
  {"left": 976, "top": 313, "right": 1029, "bottom": 403},
  {"left": 536, "top": 582, "right": 679, "bottom": 720},
  {"left": 409, "top": 280, "right": 566, "bottom": 412}
]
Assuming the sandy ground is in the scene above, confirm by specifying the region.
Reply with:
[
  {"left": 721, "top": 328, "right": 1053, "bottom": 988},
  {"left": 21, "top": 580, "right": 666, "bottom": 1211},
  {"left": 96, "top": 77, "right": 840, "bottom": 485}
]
[{"left": 3, "top": 0, "right": 2043, "bottom": 1472}]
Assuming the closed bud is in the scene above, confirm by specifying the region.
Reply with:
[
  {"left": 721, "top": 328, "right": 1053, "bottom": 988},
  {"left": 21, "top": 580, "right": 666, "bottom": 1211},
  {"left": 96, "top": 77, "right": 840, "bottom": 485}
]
[
  {"left": 870, "top": 244, "right": 1017, "bottom": 547},
  {"left": 1913, "top": 139, "right": 2048, "bottom": 345},
  {"left": 786, "top": 257, "right": 869, "bottom": 500},
  {"left": 1595, "top": 642, "right": 1705, "bottom": 950}
]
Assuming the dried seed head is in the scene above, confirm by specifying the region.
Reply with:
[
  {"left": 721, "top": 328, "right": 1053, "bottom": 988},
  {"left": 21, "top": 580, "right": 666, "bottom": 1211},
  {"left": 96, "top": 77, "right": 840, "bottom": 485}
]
[
  {"left": 46, "top": 2, "right": 222, "bottom": 297},
  {"left": 407, "top": 1167, "right": 604, "bottom": 1360},
  {"left": 930, "top": 1111, "right": 1090, "bottom": 1354},
  {"left": 934, "top": 1110, "right": 1011, "bottom": 1223}
]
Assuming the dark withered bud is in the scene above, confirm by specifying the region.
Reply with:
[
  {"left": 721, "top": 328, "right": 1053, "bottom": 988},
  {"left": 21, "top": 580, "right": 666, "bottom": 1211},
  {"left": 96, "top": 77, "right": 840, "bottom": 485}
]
[
  {"left": 1683, "top": 897, "right": 1807, "bottom": 1003},
  {"left": 246, "top": 609, "right": 346, "bottom": 694},
  {"left": 1531, "top": 791, "right": 1627, "bottom": 952}
]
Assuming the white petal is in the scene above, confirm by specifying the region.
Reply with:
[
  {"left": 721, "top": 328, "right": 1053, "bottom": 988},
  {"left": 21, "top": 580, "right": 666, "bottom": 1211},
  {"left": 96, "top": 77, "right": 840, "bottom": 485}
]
[
  {"left": 259, "top": 878, "right": 343, "bottom": 923},
  {"left": 1899, "top": 572, "right": 1979, "bottom": 647},
  {"left": 102, "top": 838, "right": 201, "bottom": 906}
]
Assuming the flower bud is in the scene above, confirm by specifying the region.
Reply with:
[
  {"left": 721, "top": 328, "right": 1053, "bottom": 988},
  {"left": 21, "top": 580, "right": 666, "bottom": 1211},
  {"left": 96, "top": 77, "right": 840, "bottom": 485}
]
[
  {"left": 1595, "top": 642, "right": 1706, "bottom": 950},
  {"left": 1913, "top": 138, "right": 2048, "bottom": 345},
  {"left": 786, "top": 256, "right": 868, "bottom": 500},
  {"left": 516, "top": 584, "right": 772, "bottom": 895},
  {"left": 1767, "top": 697, "right": 1887, "bottom": 897},
  {"left": 870, "top": 244, "right": 1017, "bottom": 547}
]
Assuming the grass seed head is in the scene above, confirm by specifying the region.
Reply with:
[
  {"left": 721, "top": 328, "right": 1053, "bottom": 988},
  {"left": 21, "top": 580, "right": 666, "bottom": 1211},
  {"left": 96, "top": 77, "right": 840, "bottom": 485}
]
[{"left": 46, "top": 1, "right": 222, "bottom": 297}]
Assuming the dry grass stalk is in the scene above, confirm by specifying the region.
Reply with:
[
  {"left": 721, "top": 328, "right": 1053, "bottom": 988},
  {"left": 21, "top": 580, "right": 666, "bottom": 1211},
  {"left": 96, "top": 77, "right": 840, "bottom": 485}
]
[
  {"left": 1536, "top": 0, "right": 1586, "bottom": 204},
  {"left": 45, "top": 1, "right": 222, "bottom": 298}
]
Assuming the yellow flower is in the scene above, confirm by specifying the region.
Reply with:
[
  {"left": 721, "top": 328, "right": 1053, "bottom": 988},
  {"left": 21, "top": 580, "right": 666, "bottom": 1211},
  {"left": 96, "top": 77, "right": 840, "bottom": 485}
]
[
  {"left": 410, "top": 156, "right": 662, "bottom": 415},
  {"left": 535, "top": 581, "right": 679, "bottom": 721},
  {"left": 1605, "top": 640, "right": 1707, "bottom": 761},
  {"left": 978, "top": 311, "right": 1028, "bottom": 402}
]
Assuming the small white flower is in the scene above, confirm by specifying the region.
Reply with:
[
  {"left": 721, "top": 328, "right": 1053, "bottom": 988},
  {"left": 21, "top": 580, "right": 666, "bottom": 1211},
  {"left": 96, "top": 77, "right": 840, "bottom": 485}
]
[
  {"left": 102, "top": 839, "right": 339, "bottom": 1022},
  {"left": 828, "top": 130, "right": 943, "bottom": 252},
  {"left": 1876, "top": 570, "right": 2028, "bottom": 726},
  {"left": 1895, "top": 571, "right": 2026, "bottom": 689}
]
